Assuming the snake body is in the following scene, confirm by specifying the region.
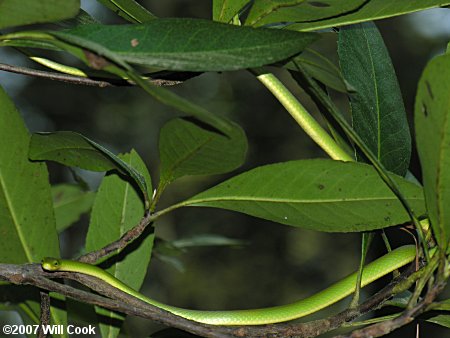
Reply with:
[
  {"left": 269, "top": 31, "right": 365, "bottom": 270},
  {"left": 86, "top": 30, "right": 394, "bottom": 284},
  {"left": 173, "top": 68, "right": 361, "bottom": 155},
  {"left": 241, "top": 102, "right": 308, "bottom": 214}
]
[{"left": 41, "top": 245, "right": 415, "bottom": 325}]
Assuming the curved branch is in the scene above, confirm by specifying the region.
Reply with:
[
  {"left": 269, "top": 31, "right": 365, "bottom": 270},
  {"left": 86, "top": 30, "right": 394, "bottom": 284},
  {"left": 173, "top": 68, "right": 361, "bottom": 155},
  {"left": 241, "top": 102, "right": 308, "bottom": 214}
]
[
  {"left": 335, "top": 280, "right": 447, "bottom": 338},
  {"left": 0, "top": 260, "right": 429, "bottom": 338},
  {"left": 77, "top": 212, "right": 154, "bottom": 264}
]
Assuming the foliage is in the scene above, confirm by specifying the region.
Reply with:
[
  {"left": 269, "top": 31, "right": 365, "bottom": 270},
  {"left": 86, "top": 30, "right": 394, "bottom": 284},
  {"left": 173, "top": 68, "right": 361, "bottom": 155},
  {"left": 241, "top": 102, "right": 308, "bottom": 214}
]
[{"left": 0, "top": 1, "right": 449, "bottom": 337}]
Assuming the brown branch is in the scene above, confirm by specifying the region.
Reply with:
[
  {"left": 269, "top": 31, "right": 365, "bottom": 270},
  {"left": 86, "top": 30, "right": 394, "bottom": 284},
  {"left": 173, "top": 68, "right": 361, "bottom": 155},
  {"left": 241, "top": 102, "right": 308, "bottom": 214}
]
[
  {"left": 0, "top": 260, "right": 430, "bottom": 338},
  {"left": 0, "top": 63, "right": 113, "bottom": 87},
  {"left": 0, "top": 63, "right": 186, "bottom": 87},
  {"left": 37, "top": 291, "right": 51, "bottom": 338},
  {"left": 77, "top": 212, "right": 153, "bottom": 264},
  {"left": 334, "top": 280, "right": 447, "bottom": 338},
  {"left": 0, "top": 263, "right": 229, "bottom": 338}
]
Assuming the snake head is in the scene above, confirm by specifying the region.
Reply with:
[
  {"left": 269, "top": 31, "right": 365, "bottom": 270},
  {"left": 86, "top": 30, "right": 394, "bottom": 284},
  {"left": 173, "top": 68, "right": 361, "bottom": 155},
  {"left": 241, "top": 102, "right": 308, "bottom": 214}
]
[{"left": 41, "top": 257, "right": 62, "bottom": 271}]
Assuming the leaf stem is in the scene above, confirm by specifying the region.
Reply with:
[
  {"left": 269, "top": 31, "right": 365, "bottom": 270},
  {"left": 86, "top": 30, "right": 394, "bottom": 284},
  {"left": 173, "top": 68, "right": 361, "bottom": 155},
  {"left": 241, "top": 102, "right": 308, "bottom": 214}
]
[{"left": 251, "top": 68, "right": 353, "bottom": 162}]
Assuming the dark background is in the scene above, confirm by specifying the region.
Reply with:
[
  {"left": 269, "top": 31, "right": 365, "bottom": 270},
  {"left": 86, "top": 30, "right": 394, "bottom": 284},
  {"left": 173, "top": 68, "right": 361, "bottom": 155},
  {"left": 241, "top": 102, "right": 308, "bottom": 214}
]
[{"left": 1, "top": 1, "right": 449, "bottom": 337}]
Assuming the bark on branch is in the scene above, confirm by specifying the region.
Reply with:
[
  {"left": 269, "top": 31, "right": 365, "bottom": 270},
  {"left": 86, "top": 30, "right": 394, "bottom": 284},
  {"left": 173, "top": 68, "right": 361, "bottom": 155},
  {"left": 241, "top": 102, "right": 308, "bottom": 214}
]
[{"left": 0, "top": 260, "right": 433, "bottom": 338}]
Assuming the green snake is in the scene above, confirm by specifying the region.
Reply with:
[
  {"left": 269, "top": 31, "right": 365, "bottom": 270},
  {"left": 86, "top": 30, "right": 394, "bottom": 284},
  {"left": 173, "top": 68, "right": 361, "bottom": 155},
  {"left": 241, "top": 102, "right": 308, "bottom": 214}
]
[{"left": 41, "top": 245, "right": 416, "bottom": 325}]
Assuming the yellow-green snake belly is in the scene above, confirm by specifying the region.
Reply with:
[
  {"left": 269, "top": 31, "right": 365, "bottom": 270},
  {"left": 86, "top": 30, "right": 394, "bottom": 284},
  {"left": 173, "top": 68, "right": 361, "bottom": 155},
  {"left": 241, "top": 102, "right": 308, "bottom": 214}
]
[{"left": 41, "top": 245, "right": 416, "bottom": 325}]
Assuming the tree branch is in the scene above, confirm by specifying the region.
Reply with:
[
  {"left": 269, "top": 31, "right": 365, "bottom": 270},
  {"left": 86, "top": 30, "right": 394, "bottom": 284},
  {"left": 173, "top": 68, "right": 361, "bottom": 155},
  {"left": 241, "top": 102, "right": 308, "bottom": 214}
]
[
  {"left": 77, "top": 212, "right": 153, "bottom": 264},
  {"left": 37, "top": 291, "right": 51, "bottom": 338},
  {"left": 0, "top": 63, "right": 114, "bottom": 87},
  {"left": 0, "top": 260, "right": 431, "bottom": 338},
  {"left": 334, "top": 280, "right": 447, "bottom": 338},
  {"left": 0, "top": 63, "right": 187, "bottom": 87}
]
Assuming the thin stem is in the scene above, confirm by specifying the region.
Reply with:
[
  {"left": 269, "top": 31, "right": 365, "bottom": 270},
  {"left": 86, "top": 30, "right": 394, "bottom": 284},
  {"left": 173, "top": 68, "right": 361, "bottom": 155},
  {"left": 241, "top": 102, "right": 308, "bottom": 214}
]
[
  {"left": 252, "top": 68, "right": 353, "bottom": 162},
  {"left": 0, "top": 62, "right": 113, "bottom": 87}
]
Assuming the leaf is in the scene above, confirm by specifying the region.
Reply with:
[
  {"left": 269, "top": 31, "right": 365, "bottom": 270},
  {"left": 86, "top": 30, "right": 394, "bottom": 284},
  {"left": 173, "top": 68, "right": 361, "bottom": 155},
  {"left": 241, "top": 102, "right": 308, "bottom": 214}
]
[
  {"left": 289, "top": 0, "right": 450, "bottom": 32},
  {"left": 245, "top": 0, "right": 366, "bottom": 27},
  {"left": 96, "top": 0, "right": 156, "bottom": 23},
  {"left": 127, "top": 71, "right": 236, "bottom": 137},
  {"left": 213, "top": 0, "right": 250, "bottom": 22},
  {"left": 3, "top": 31, "right": 239, "bottom": 139},
  {"left": 415, "top": 54, "right": 450, "bottom": 249},
  {"left": 0, "top": 90, "right": 59, "bottom": 263},
  {"left": 52, "top": 184, "right": 95, "bottom": 232},
  {"left": 171, "top": 234, "right": 246, "bottom": 249},
  {"left": 431, "top": 299, "right": 450, "bottom": 311},
  {"left": 57, "top": 9, "right": 100, "bottom": 27},
  {"left": 286, "top": 48, "right": 350, "bottom": 93},
  {"left": 154, "top": 234, "right": 245, "bottom": 273},
  {"left": 51, "top": 18, "right": 318, "bottom": 71},
  {"left": 29, "top": 131, "right": 149, "bottom": 207},
  {"left": 383, "top": 291, "right": 412, "bottom": 308},
  {"left": 0, "top": 0, "right": 80, "bottom": 29},
  {"left": 0, "top": 86, "right": 67, "bottom": 333},
  {"left": 338, "top": 22, "right": 411, "bottom": 176},
  {"left": 85, "top": 150, "right": 153, "bottom": 338},
  {"left": 427, "top": 315, "right": 450, "bottom": 328},
  {"left": 159, "top": 118, "right": 247, "bottom": 184},
  {"left": 182, "top": 160, "right": 425, "bottom": 232}
]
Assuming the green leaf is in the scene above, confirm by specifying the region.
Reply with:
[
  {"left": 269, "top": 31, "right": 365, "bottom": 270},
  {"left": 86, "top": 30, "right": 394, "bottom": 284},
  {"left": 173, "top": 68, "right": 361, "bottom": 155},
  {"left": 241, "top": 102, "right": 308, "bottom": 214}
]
[
  {"left": 245, "top": 0, "right": 365, "bottom": 27},
  {"left": 0, "top": 0, "right": 80, "bottom": 29},
  {"left": 51, "top": 18, "right": 318, "bottom": 71},
  {"left": 383, "top": 291, "right": 412, "bottom": 308},
  {"left": 0, "top": 86, "right": 67, "bottom": 333},
  {"left": 52, "top": 184, "right": 95, "bottom": 233},
  {"left": 289, "top": 0, "right": 450, "bottom": 32},
  {"left": 57, "top": 9, "right": 100, "bottom": 27},
  {"left": 427, "top": 315, "right": 450, "bottom": 328},
  {"left": 431, "top": 299, "right": 450, "bottom": 311},
  {"left": 415, "top": 54, "right": 450, "bottom": 249},
  {"left": 213, "top": 0, "right": 250, "bottom": 22},
  {"left": 85, "top": 150, "right": 153, "bottom": 338},
  {"left": 154, "top": 234, "right": 245, "bottom": 273},
  {"left": 171, "top": 234, "right": 246, "bottom": 249},
  {"left": 0, "top": 90, "right": 60, "bottom": 263},
  {"left": 338, "top": 22, "right": 411, "bottom": 176},
  {"left": 96, "top": 0, "right": 156, "bottom": 23},
  {"left": 159, "top": 118, "right": 247, "bottom": 184},
  {"left": 29, "top": 131, "right": 149, "bottom": 207},
  {"left": 286, "top": 48, "right": 350, "bottom": 93},
  {"left": 183, "top": 160, "right": 425, "bottom": 232},
  {"left": 127, "top": 71, "right": 236, "bottom": 137}
]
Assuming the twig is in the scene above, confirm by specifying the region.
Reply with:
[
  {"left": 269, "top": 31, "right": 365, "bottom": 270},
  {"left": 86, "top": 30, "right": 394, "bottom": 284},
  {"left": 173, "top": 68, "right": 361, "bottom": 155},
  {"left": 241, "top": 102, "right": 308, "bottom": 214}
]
[
  {"left": 0, "top": 63, "right": 113, "bottom": 87},
  {"left": 37, "top": 291, "right": 51, "bottom": 338},
  {"left": 0, "top": 62, "right": 187, "bottom": 87},
  {"left": 334, "top": 280, "right": 446, "bottom": 338},
  {"left": 77, "top": 212, "right": 153, "bottom": 263}
]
